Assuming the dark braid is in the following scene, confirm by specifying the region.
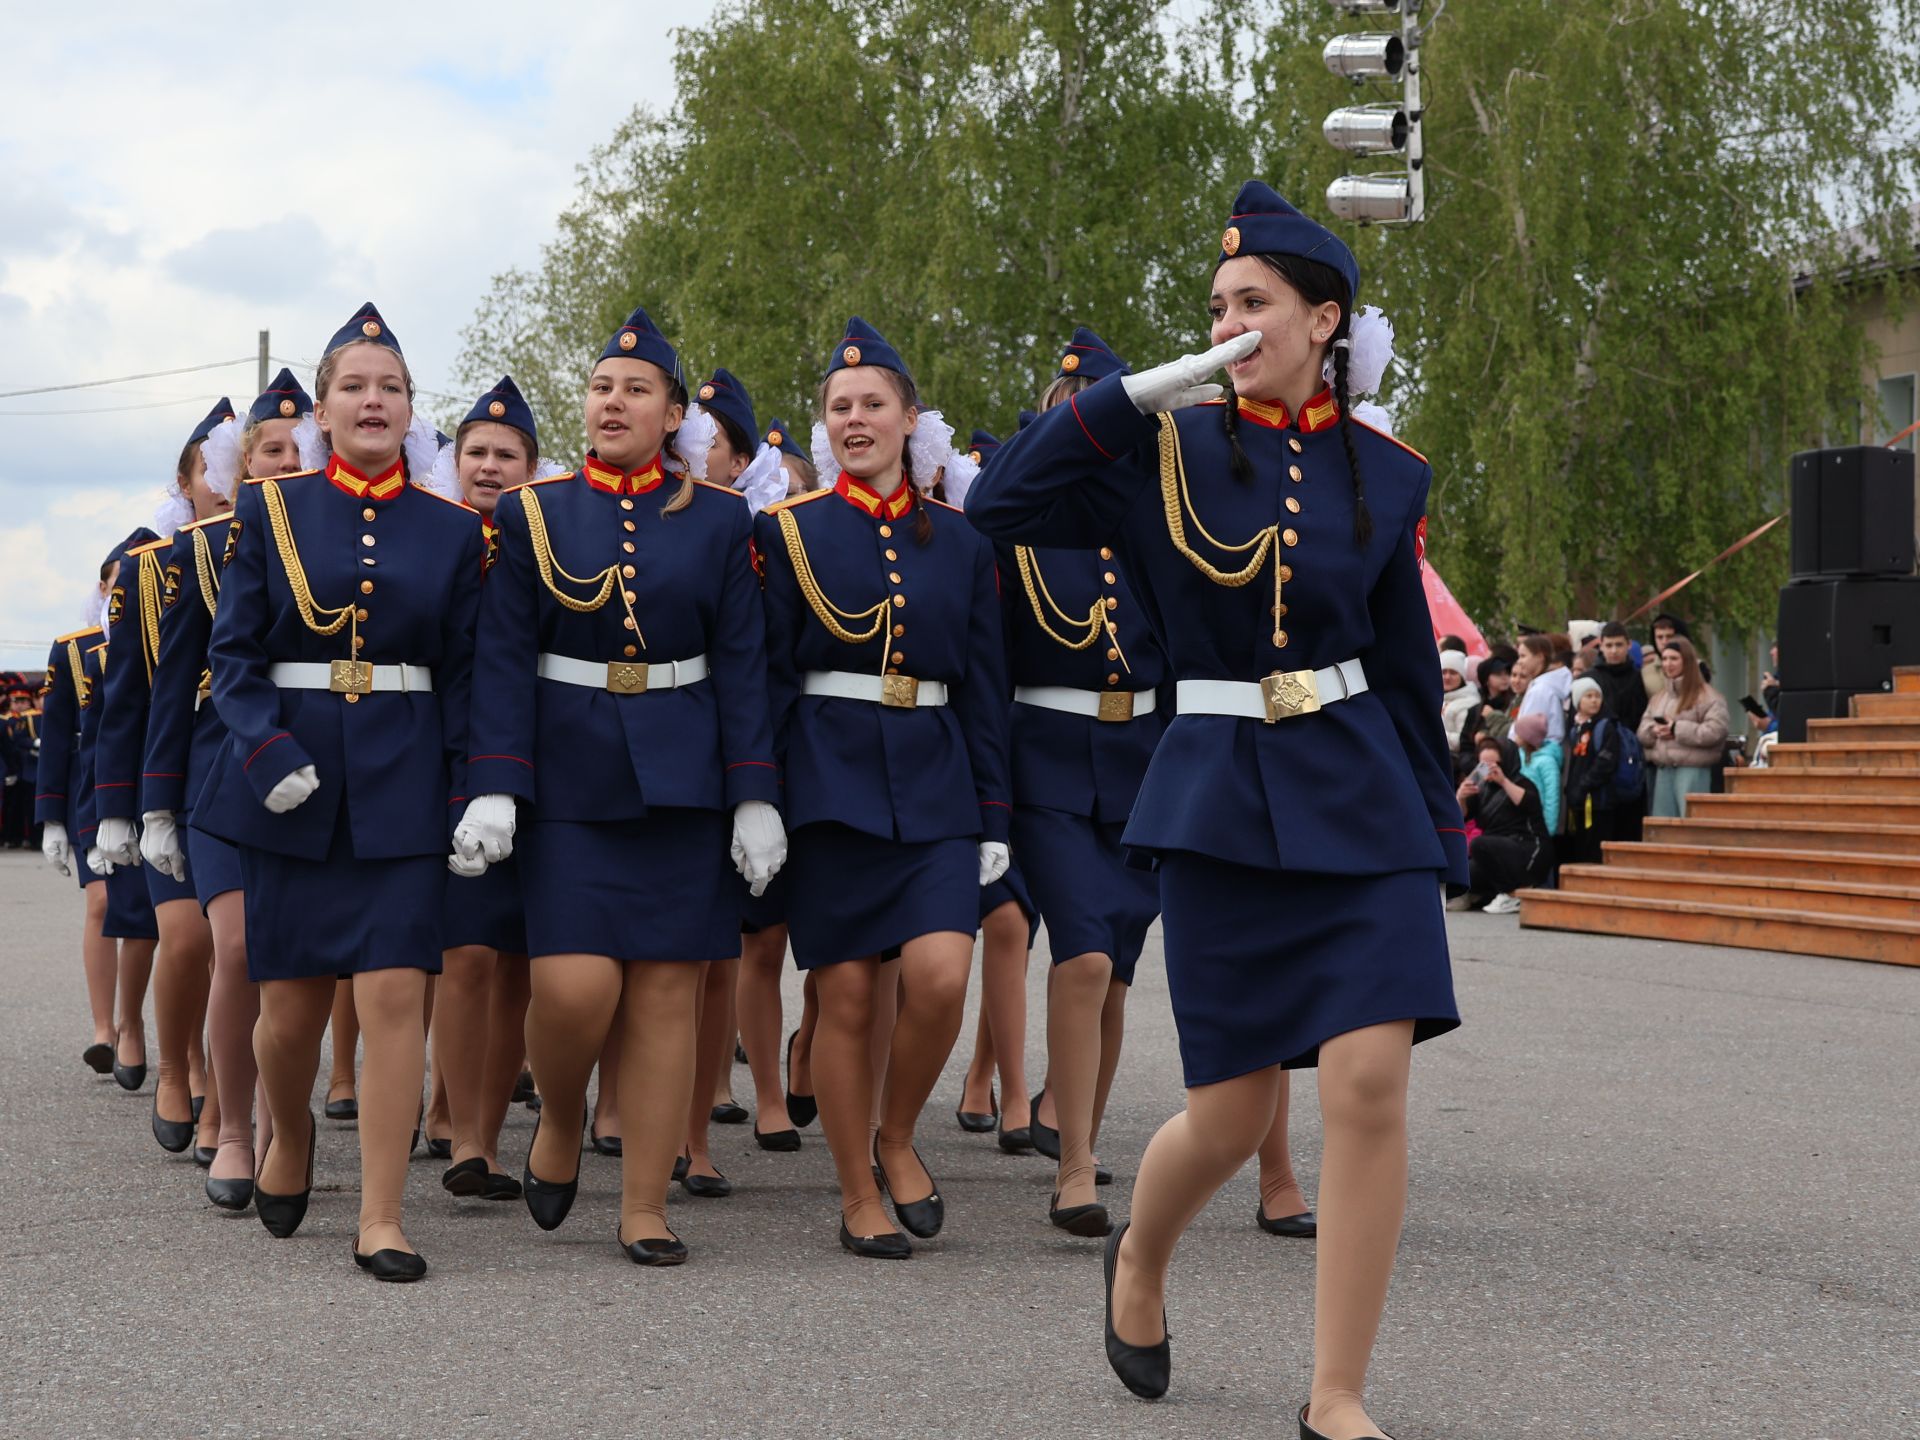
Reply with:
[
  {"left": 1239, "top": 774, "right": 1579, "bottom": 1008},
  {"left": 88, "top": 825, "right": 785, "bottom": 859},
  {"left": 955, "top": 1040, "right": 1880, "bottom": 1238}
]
[
  {"left": 1332, "top": 343, "right": 1373, "bottom": 544},
  {"left": 1222, "top": 381, "right": 1255, "bottom": 485},
  {"left": 904, "top": 450, "right": 934, "bottom": 544}
]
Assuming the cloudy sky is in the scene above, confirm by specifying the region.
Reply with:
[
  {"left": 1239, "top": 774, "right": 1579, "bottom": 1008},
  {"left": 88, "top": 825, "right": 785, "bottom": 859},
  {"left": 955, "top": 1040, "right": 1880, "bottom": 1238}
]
[{"left": 0, "top": 5, "right": 716, "bottom": 665}]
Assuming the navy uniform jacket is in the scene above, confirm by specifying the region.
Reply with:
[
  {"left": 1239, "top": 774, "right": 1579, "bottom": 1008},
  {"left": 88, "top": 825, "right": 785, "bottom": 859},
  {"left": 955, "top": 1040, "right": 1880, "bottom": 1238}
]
[
  {"left": 194, "top": 459, "right": 485, "bottom": 861},
  {"left": 1, "top": 710, "right": 35, "bottom": 789},
  {"left": 997, "top": 537, "right": 1169, "bottom": 822},
  {"left": 73, "top": 643, "right": 110, "bottom": 848},
  {"left": 754, "top": 473, "right": 1011, "bottom": 845},
  {"left": 94, "top": 535, "right": 177, "bottom": 820},
  {"left": 967, "top": 375, "right": 1467, "bottom": 885},
  {"left": 466, "top": 455, "right": 778, "bottom": 818},
  {"left": 34, "top": 628, "right": 101, "bottom": 832},
  {"left": 143, "top": 516, "right": 232, "bottom": 820}
]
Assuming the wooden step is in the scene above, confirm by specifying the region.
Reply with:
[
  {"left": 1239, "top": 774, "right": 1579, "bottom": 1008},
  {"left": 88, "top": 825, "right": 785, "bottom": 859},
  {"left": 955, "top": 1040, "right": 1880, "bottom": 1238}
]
[
  {"left": 1557, "top": 864, "right": 1920, "bottom": 921},
  {"left": 1852, "top": 691, "right": 1920, "bottom": 718},
  {"left": 1599, "top": 841, "right": 1920, "bottom": 888},
  {"left": 1807, "top": 716, "right": 1920, "bottom": 744},
  {"left": 1766, "top": 742, "right": 1920, "bottom": 770},
  {"left": 1729, "top": 767, "right": 1920, "bottom": 799},
  {"left": 1683, "top": 792, "right": 1920, "bottom": 827},
  {"left": 1642, "top": 816, "right": 1920, "bottom": 855},
  {"left": 1894, "top": 666, "right": 1920, "bottom": 694},
  {"left": 1516, "top": 890, "right": 1920, "bottom": 967}
]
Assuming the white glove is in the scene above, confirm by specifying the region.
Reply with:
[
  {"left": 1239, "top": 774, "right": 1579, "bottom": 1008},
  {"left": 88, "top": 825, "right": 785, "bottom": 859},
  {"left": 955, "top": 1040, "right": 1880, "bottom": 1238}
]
[
  {"left": 978, "top": 841, "right": 1010, "bottom": 887},
  {"left": 453, "top": 793, "right": 516, "bottom": 866},
  {"left": 447, "top": 846, "right": 488, "bottom": 878},
  {"left": 42, "top": 821, "right": 71, "bottom": 876},
  {"left": 264, "top": 764, "right": 319, "bottom": 815},
  {"left": 97, "top": 816, "right": 140, "bottom": 868},
  {"left": 140, "top": 810, "right": 186, "bottom": 882},
  {"left": 1121, "top": 331, "right": 1263, "bottom": 414},
  {"left": 86, "top": 844, "right": 109, "bottom": 875},
  {"left": 730, "top": 800, "right": 787, "bottom": 898}
]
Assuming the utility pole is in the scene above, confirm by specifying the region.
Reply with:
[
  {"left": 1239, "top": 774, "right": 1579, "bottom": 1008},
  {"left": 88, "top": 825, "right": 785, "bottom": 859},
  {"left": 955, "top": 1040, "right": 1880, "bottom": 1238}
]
[{"left": 257, "top": 331, "right": 270, "bottom": 393}]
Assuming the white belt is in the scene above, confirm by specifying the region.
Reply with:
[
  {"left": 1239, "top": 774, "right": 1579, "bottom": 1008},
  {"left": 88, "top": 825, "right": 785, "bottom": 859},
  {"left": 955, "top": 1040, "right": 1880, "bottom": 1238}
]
[
  {"left": 268, "top": 661, "right": 433, "bottom": 695},
  {"left": 1014, "top": 684, "right": 1157, "bottom": 723},
  {"left": 1176, "top": 658, "right": 1367, "bottom": 723},
  {"left": 804, "top": 670, "right": 948, "bottom": 709},
  {"left": 538, "top": 651, "right": 708, "bottom": 695}
]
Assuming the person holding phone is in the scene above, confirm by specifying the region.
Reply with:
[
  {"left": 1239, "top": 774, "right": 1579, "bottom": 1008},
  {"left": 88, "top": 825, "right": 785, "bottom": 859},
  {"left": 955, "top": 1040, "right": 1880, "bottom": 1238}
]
[{"left": 1449, "top": 737, "right": 1551, "bottom": 909}]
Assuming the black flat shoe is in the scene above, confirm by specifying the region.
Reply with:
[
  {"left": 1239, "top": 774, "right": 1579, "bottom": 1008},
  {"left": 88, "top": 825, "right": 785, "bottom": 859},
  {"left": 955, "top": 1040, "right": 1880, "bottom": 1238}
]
[
  {"left": 784, "top": 1029, "right": 816, "bottom": 1129},
  {"left": 353, "top": 1243, "right": 427, "bottom": 1282},
  {"left": 1103, "top": 1223, "right": 1170, "bottom": 1400},
  {"left": 82, "top": 1042, "right": 113, "bottom": 1074},
  {"left": 426, "top": 1136, "right": 453, "bottom": 1162},
  {"left": 205, "top": 1175, "right": 253, "bottom": 1211},
  {"left": 1096, "top": 1163, "right": 1114, "bottom": 1187},
  {"left": 755, "top": 1127, "right": 801, "bottom": 1152},
  {"left": 482, "top": 1171, "right": 523, "bottom": 1202},
  {"left": 1258, "top": 1206, "right": 1318, "bottom": 1238},
  {"left": 734, "top": 1039, "right": 749, "bottom": 1065},
  {"left": 874, "top": 1145, "right": 944, "bottom": 1239},
  {"left": 672, "top": 1154, "right": 689, "bottom": 1183},
  {"left": 997, "top": 1122, "right": 1033, "bottom": 1154},
  {"left": 324, "top": 1096, "right": 358, "bottom": 1122},
  {"left": 256, "top": 1109, "right": 316, "bottom": 1240},
  {"left": 621, "top": 1228, "right": 689, "bottom": 1266},
  {"left": 1297, "top": 1402, "right": 1393, "bottom": 1439},
  {"left": 711, "top": 1101, "right": 749, "bottom": 1125},
  {"left": 442, "top": 1157, "right": 489, "bottom": 1197},
  {"left": 190, "top": 1094, "right": 204, "bottom": 1122},
  {"left": 590, "top": 1132, "right": 623, "bottom": 1158},
  {"left": 1050, "top": 1192, "right": 1112, "bottom": 1237},
  {"left": 1030, "top": 1092, "right": 1060, "bottom": 1160},
  {"left": 839, "top": 1220, "right": 911, "bottom": 1259},
  {"left": 524, "top": 1091, "right": 542, "bottom": 1111},
  {"left": 521, "top": 1110, "right": 579, "bottom": 1232},
  {"left": 193, "top": 1145, "right": 217, "bottom": 1169},
  {"left": 113, "top": 1061, "right": 146, "bottom": 1092},
  {"left": 680, "top": 1166, "right": 733, "bottom": 1199},
  {"left": 512, "top": 1070, "right": 536, "bottom": 1105},
  {"left": 151, "top": 1098, "right": 194, "bottom": 1154},
  {"left": 955, "top": 1085, "right": 997, "bottom": 1133}
]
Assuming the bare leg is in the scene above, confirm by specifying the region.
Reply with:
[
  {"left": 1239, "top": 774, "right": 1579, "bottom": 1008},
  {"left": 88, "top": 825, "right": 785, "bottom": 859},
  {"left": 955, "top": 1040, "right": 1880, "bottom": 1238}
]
[
  {"left": 81, "top": 882, "right": 115, "bottom": 1049},
  {"left": 872, "top": 932, "right": 973, "bottom": 1206},
  {"left": 958, "top": 1007, "right": 997, "bottom": 1116},
  {"left": 114, "top": 937, "right": 155, "bottom": 1071},
  {"left": 868, "top": 961, "right": 899, "bottom": 1134},
  {"left": 204, "top": 890, "right": 257, "bottom": 1182},
  {"left": 151, "top": 897, "right": 212, "bottom": 1127},
  {"left": 618, "top": 960, "right": 702, "bottom": 1245},
  {"left": 593, "top": 1017, "right": 623, "bottom": 1147},
  {"left": 524, "top": 953, "right": 621, "bottom": 1184},
  {"left": 326, "top": 979, "right": 359, "bottom": 1108},
  {"left": 253, "top": 976, "right": 334, "bottom": 1195},
  {"left": 811, "top": 959, "right": 891, "bottom": 1238},
  {"left": 475, "top": 956, "right": 529, "bottom": 1170},
  {"left": 736, "top": 926, "right": 793, "bottom": 1132},
  {"left": 976, "top": 902, "right": 1031, "bottom": 1131},
  {"left": 1046, "top": 950, "right": 1111, "bottom": 1210},
  {"left": 790, "top": 971, "right": 818, "bottom": 1103},
  {"left": 422, "top": 975, "right": 449, "bottom": 1145},
  {"left": 353, "top": 967, "right": 430, "bottom": 1256},
  {"left": 685, "top": 957, "right": 737, "bottom": 1180},
  {"left": 1257, "top": 1071, "right": 1311, "bottom": 1221},
  {"left": 434, "top": 945, "right": 495, "bottom": 1167},
  {"left": 1089, "top": 977, "right": 1128, "bottom": 1158}
]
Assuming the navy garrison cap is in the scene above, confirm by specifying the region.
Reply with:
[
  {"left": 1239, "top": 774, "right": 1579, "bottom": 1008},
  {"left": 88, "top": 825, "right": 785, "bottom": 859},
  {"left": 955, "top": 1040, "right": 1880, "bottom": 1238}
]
[
  {"left": 597, "top": 306, "right": 680, "bottom": 383},
  {"left": 248, "top": 368, "right": 312, "bottom": 425},
  {"left": 1217, "top": 180, "right": 1359, "bottom": 303},
  {"left": 105, "top": 527, "right": 160, "bottom": 573},
  {"left": 463, "top": 375, "right": 538, "bottom": 452},
  {"left": 1058, "top": 327, "right": 1128, "bottom": 382},
  {"left": 764, "top": 417, "right": 807, "bottom": 460},
  {"left": 825, "top": 316, "right": 910, "bottom": 384},
  {"left": 1016, "top": 409, "right": 1038, "bottom": 431},
  {"left": 967, "top": 429, "right": 1000, "bottom": 467},
  {"left": 326, "top": 301, "right": 402, "bottom": 356},
  {"left": 694, "top": 368, "right": 757, "bottom": 446},
  {"left": 188, "top": 398, "right": 235, "bottom": 446}
]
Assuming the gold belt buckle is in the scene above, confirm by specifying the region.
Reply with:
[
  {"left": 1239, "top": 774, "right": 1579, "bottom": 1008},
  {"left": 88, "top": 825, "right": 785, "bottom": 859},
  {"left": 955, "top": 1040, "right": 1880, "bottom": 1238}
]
[
  {"left": 880, "top": 674, "right": 920, "bottom": 708},
  {"left": 1261, "top": 668, "right": 1320, "bottom": 723},
  {"left": 606, "top": 661, "right": 650, "bottom": 695},
  {"left": 329, "top": 660, "right": 373, "bottom": 695},
  {"left": 1097, "top": 690, "right": 1135, "bottom": 723}
]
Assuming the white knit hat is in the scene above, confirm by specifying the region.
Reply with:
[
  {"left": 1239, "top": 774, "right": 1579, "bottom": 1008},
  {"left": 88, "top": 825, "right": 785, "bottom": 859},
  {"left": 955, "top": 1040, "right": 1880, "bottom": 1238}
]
[
  {"left": 1570, "top": 675, "right": 1603, "bottom": 706},
  {"left": 1439, "top": 649, "right": 1469, "bottom": 678}
]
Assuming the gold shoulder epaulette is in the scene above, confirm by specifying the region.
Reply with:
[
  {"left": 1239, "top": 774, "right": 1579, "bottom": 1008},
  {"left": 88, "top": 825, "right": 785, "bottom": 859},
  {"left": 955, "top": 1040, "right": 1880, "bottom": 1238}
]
[
  {"left": 508, "top": 472, "right": 575, "bottom": 492},
  {"left": 691, "top": 478, "right": 746, "bottom": 499},
  {"left": 177, "top": 513, "right": 229, "bottom": 534},
  {"left": 924, "top": 496, "right": 962, "bottom": 514},
  {"left": 54, "top": 625, "right": 103, "bottom": 643},
  {"left": 127, "top": 536, "right": 172, "bottom": 557},
  {"left": 766, "top": 488, "right": 833, "bottom": 514},
  {"left": 86, "top": 642, "right": 108, "bottom": 655},
  {"left": 245, "top": 467, "right": 321, "bottom": 486},
  {"left": 411, "top": 485, "right": 481, "bottom": 516},
  {"left": 1349, "top": 417, "right": 1427, "bottom": 465}
]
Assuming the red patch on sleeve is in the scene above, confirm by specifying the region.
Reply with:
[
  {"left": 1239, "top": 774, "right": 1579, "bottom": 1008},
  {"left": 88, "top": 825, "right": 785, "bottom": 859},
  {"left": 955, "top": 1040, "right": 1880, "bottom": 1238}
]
[
  {"left": 749, "top": 538, "right": 765, "bottom": 583},
  {"left": 1415, "top": 515, "right": 1428, "bottom": 569}
]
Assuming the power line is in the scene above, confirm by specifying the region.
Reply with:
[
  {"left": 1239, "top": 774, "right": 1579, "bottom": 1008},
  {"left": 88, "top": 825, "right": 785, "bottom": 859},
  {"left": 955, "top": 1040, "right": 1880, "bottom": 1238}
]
[
  {"left": 0, "top": 357, "right": 256, "bottom": 401},
  {"left": 0, "top": 395, "right": 214, "bottom": 418}
]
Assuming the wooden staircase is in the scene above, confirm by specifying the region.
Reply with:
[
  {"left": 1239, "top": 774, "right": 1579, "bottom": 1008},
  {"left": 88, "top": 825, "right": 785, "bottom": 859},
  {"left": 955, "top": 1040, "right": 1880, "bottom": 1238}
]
[{"left": 1517, "top": 667, "right": 1920, "bottom": 967}]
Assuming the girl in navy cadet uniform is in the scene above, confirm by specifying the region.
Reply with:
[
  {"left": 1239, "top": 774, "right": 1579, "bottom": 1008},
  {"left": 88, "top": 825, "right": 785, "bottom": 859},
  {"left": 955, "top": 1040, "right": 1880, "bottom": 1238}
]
[
  {"left": 196, "top": 304, "right": 485, "bottom": 1281},
  {"left": 967, "top": 183, "right": 1463, "bottom": 1438},
  {"left": 456, "top": 307, "right": 785, "bottom": 1267},
  {"left": 422, "top": 377, "right": 542, "bottom": 1204},
  {"left": 754, "top": 318, "right": 1012, "bottom": 1258},
  {"left": 94, "top": 399, "right": 234, "bottom": 1159},
  {"left": 142, "top": 371, "right": 311, "bottom": 1208}
]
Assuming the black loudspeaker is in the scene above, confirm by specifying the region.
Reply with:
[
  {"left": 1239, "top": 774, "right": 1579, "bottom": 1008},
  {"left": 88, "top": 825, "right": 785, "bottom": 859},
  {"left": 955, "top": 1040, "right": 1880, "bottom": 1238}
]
[
  {"left": 1789, "top": 446, "right": 1915, "bottom": 577},
  {"left": 1777, "top": 576, "right": 1920, "bottom": 689},
  {"left": 1774, "top": 689, "right": 1871, "bottom": 744}
]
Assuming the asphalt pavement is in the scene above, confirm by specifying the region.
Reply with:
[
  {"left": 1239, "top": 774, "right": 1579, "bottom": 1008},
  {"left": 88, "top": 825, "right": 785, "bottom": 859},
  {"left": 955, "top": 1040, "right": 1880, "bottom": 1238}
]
[{"left": 1, "top": 849, "right": 1913, "bottom": 1439}]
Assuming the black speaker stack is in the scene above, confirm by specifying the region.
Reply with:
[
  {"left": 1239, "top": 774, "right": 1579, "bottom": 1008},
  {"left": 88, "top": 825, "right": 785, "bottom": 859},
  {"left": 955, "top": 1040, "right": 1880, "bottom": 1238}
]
[{"left": 1776, "top": 446, "right": 1920, "bottom": 742}]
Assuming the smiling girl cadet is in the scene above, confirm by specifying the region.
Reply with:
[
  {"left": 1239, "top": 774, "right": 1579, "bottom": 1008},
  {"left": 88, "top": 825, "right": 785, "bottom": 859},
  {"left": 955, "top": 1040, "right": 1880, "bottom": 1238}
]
[
  {"left": 194, "top": 303, "right": 486, "bottom": 1282},
  {"left": 967, "top": 183, "right": 1463, "bottom": 1440}
]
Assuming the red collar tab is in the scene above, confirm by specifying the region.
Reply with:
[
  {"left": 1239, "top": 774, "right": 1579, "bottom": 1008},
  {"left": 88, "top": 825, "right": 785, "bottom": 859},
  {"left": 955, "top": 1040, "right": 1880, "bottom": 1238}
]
[
  {"left": 582, "top": 452, "right": 666, "bottom": 495},
  {"left": 326, "top": 453, "right": 407, "bottom": 500},
  {"left": 834, "top": 472, "right": 915, "bottom": 520},
  {"left": 1234, "top": 389, "right": 1341, "bottom": 433}
]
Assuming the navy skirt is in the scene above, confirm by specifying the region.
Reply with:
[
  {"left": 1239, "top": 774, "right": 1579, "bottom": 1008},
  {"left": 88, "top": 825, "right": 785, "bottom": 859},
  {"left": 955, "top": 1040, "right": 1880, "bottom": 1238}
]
[
  {"left": 74, "top": 845, "right": 102, "bottom": 889},
  {"left": 187, "top": 824, "right": 243, "bottom": 910},
  {"left": 1013, "top": 806, "right": 1159, "bottom": 984},
  {"left": 1156, "top": 852, "right": 1458, "bottom": 1087},
  {"left": 740, "top": 870, "right": 787, "bottom": 935},
  {"left": 444, "top": 854, "right": 529, "bottom": 954},
  {"left": 520, "top": 809, "right": 736, "bottom": 963},
  {"left": 240, "top": 823, "right": 445, "bottom": 982},
  {"left": 103, "top": 864, "right": 158, "bottom": 940},
  {"left": 786, "top": 822, "right": 978, "bottom": 970},
  {"left": 144, "top": 846, "right": 197, "bottom": 909},
  {"left": 980, "top": 859, "right": 1039, "bottom": 949}
]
